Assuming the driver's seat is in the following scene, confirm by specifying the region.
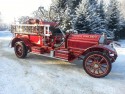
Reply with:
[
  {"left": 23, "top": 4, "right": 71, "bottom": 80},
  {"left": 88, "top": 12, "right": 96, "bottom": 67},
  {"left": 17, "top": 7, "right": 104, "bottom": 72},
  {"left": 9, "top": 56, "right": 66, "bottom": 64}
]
[{"left": 49, "top": 26, "right": 64, "bottom": 48}]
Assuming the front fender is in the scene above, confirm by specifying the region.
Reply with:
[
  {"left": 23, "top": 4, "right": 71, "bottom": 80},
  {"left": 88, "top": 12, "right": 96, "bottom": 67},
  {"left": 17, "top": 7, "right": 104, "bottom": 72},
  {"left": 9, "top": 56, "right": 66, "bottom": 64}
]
[
  {"left": 11, "top": 38, "right": 32, "bottom": 47},
  {"left": 82, "top": 45, "right": 117, "bottom": 62}
]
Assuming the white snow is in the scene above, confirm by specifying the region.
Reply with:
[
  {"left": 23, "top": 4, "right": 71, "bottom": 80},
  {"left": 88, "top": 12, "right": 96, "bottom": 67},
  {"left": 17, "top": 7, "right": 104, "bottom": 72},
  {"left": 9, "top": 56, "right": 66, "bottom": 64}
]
[
  {"left": 0, "top": 31, "right": 125, "bottom": 94},
  {"left": 0, "top": 31, "right": 13, "bottom": 40}
]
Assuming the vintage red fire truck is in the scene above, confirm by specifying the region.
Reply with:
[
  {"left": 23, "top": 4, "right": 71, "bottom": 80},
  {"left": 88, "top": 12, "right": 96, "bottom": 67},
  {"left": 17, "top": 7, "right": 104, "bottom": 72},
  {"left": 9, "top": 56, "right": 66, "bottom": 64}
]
[{"left": 11, "top": 19, "right": 117, "bottom": 78}]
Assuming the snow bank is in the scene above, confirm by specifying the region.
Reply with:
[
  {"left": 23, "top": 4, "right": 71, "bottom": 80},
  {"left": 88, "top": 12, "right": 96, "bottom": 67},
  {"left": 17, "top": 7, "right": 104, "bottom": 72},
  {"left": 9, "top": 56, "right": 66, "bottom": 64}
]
[
  {"left": 0, "top": 31, "right": 13, "bottom": 40},
  {"left": 0, "top": 31, "right": 125, "bottom": 94},
  {"left": 118, "top": 40, "right": 125, "bottom": 48}
]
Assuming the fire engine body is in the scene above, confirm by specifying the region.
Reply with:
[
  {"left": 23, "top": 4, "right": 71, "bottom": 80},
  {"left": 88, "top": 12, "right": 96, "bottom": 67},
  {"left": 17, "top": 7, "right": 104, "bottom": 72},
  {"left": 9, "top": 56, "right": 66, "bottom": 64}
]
[{"left": 11, "top": 20, "right": 117, "bottom": 78}]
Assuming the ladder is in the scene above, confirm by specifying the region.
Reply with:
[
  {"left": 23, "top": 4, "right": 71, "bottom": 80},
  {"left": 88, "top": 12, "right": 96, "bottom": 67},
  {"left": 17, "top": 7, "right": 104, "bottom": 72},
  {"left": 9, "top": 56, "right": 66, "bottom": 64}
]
[{"left": 11, "top": 24, "right": 51, "bottom": 36}]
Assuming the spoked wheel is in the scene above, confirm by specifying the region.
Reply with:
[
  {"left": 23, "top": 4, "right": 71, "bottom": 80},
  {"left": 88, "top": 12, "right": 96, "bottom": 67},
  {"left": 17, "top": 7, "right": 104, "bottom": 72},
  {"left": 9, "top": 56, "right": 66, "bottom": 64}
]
[
  {"left": 14, "top": 42, "right": 28, "bottom": 58},
  {"left": 83, "top": 51, "right": 111, "bottom": 78}
]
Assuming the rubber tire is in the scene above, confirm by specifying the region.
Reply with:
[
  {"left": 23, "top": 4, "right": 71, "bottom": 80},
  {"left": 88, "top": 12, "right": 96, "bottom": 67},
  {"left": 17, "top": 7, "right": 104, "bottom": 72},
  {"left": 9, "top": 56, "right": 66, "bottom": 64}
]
[
  {"left": 14, "top": 42, "right": 28, "bottom": 58},
  {"left": 83, "top": 51, "right": 112, "bottom": 78}
]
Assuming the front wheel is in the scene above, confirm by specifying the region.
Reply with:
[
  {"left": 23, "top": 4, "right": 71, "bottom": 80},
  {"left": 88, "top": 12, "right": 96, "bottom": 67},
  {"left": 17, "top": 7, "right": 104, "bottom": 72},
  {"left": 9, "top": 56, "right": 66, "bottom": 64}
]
[
  {"left": 14, "top": 42, "right": 28, "bottom": 58},
  {"left": 83, "top": 51, "right": 112, "bottom": 78}
]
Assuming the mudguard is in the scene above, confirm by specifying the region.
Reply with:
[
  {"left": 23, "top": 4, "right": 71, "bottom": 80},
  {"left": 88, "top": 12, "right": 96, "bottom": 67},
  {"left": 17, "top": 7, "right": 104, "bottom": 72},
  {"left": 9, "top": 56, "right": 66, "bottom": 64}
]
[
  {"left": 84, "top": 45, "right": 117, "bottom": 54},
  {"left": 82, "top": 45, "right": 117, "bottom": 62},
  {"left": 11, "top": 38, "right": 32, "bottom": 47}
]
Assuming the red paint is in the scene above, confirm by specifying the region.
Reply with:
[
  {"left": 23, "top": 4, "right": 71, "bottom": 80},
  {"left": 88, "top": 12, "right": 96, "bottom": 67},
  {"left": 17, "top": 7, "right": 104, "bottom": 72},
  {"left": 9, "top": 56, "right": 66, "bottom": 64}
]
[{"left": 11, "top": 20, "right": 117, "bottom": 63}]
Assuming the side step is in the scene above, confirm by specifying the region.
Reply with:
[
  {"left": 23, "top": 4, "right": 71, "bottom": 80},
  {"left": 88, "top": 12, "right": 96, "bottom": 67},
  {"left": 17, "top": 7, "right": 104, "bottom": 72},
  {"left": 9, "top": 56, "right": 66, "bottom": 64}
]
[
  {"left": 55, "top": 49, "right": 71, "bottom": 60},
  {"left": 30, "top": 51, "right": 68, "bottom": 62},
  {"left": 31, "top": 46, "right": 45, "bottom": 54},
  {"left": 31, "top": 46, "right": 69, "bottom": 61}
]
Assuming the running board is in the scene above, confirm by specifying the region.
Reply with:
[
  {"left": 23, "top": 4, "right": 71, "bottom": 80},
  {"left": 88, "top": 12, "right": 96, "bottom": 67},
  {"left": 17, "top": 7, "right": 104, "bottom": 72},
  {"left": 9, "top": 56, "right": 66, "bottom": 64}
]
[{"left": 30, "top": 52, "right": 68, "bottom": 62}]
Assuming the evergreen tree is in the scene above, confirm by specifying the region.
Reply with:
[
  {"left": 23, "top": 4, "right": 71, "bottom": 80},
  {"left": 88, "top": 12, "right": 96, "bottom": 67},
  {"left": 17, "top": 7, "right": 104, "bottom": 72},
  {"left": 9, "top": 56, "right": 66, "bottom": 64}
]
[
  {"left": 52, "top": 0, "right": 67, "bottom": 10},
  {"left": 50, "top": 0, "right": 68, "bottom": 24},
  {"left": 61, "top": 7, "right": 72, "bottom": 31},
  {"left": 87, "top": 0, "right": 103, "bottom": 33},
  {"left": 97, "top": 0, "right": 105, "bottom": 19},
  {"left": 75, "top": 0, "right": 109, "bottom": 34},
  {"left": 95, "top": 0, "right": 110, "bottom": 35},
  {"left": 64, "top": 0, "right": 82, "bottom": 30},
  {"left": 74, "top": 14, "right": 90, "bottom": 33},
  {"left": 118, "top": 10, "right": 125, "bottom": 39},
  {"left": 87, "top": 0, "right": 111, "bottom": 35},
  {"left": 51, "top": 0, "right": 67, "bottom": 18},
  {"left": 50, "top": 0, "right": 81, "bottom": 30},
  {"left": 74, "top": 0, "right": 90, "bottom": 33},
  {"left": 106, "top": 0, "right": 120, "bottom": 40}
]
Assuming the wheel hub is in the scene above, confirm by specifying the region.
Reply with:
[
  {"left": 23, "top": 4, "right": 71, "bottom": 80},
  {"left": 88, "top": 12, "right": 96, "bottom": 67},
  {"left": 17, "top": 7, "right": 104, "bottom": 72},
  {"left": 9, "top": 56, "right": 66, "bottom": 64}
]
[
  {"left": 94, "top": 63, "right": 99, "bottom": 69},
  {"left": 18, "top": 47, "right": 22, "bottom": 53}
]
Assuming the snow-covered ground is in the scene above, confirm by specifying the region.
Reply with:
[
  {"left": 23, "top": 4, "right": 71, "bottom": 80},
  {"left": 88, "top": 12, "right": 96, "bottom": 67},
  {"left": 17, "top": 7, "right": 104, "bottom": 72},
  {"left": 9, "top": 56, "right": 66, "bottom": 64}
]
[{"left": 0, "top": 31, "right": 125, "bottom": 94}]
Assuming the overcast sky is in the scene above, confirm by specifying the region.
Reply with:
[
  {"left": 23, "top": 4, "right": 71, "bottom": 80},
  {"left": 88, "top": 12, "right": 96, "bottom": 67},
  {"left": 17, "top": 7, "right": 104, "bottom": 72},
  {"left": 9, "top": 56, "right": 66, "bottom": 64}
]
[
  {"left": 0, "top": 0, "right": 52, "bottom": 23},
  {"left": 0, "top": 0, "right": 123, "bottom": 23}
]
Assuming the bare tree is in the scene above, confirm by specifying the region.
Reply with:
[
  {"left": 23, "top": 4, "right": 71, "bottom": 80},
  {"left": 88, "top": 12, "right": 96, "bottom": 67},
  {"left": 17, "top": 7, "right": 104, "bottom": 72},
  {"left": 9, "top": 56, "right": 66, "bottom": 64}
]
[
  {"left": 32, "top": 6, "right": 49, "bottom": 21},
  {"left": 18, "top": 16, "right": 30, "bottom": 24}
]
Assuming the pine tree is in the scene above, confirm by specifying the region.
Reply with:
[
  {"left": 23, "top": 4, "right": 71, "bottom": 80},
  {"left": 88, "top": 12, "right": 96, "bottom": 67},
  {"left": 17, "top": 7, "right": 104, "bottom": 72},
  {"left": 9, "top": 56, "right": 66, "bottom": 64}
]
[
  {"left": 64, "top": 0, "right": 82, "bottom": 30},
  {"left": 74, "top": 0, "right": 99, "bottom": 33},
  {"left": 87, "top": 0, "right": 103, "bottom": 33},
  {"left": 118, "top": 6, "right": 125, "bottom": 39},
  {"left": 74, "top": 14, "right": 90, "bottom": 33},
  {"left": 95, "top": 0, "right": 109, "bottom": 34},
  {"left": 74, "top": 0, "right": 90, "bottom": 33},
  {"left": 106, "top": 0, "right": 120, "bottom": 40},
  {"left": 97, "top": 0, "right": 105, "bottom": 19},
  {"left": 50, "top": 0, "right": 81, "bottom": 30},
  {"left": 52, "top": 0, "right": 67, "bottom": 10},
  {"left": 51, "top": 0, "right": 67, "bottom": 18},
  {"left": 74, "top": 0, "right": 110, "bottom": 34},
  {"left": 61, "top": 7, "right": 72, "bottom": 31}
]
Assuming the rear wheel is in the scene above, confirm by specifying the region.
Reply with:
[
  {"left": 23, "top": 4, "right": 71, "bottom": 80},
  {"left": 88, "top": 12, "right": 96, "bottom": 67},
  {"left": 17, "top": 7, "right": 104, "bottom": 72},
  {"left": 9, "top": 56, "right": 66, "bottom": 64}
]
[
  {"left": 14, "top": 42, "right": 28, "bottom": 58},
  {"left": 83, "top": 51, "right": 111, "bottom": 78}
]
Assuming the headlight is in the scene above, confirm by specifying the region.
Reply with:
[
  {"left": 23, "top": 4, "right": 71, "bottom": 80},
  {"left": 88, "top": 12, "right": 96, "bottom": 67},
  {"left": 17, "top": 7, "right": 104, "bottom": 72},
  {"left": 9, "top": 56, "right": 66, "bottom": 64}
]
[{"left": 109, "top": 51, "right": 115, "bottom": 56}]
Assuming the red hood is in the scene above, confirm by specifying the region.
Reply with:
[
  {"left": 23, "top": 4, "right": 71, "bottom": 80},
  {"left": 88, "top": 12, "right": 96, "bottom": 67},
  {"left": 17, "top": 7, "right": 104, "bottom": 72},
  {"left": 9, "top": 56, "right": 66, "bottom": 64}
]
[
  {"left": 67, "top": 34, "right": 101, "bottom": 50},
  {"left": 68, "top": 34, "right": 101, "bottom": 42}
]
